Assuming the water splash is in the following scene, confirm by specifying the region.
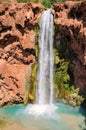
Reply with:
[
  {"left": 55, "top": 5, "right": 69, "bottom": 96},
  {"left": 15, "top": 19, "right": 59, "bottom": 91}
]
[{"left": 25, "top": 104, "right": 57, "bottom": 118}]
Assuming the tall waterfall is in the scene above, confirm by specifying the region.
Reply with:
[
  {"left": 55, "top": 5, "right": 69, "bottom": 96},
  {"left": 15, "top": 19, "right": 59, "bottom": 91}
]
[
  {"left": 26, "top": 9, "right": 55, "bottom": 116},
  {"left": 36, "top": 9, "right": 54, "bottom": 105}
]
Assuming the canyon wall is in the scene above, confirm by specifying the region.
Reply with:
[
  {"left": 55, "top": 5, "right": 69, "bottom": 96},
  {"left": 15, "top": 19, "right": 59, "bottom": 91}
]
[
  {"left": 52, "top": 1, "right": 86, "bottom": 91},
  {"left": 0, "top": 2, "right": 44, "bottom": 106},
  {"left": 0, "top": 0, "right": 86, "bottom": 106}
]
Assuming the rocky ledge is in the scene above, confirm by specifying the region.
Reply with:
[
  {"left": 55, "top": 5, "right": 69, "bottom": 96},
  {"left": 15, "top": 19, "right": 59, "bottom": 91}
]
[{"left": 0, "top": 2, "right": 44, "bottom": 106}]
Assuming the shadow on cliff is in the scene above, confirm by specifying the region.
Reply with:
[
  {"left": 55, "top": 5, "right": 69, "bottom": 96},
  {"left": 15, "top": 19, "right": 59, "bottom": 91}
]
[{"left": 68, "top": 1, "right": 86, "bottom": 28}]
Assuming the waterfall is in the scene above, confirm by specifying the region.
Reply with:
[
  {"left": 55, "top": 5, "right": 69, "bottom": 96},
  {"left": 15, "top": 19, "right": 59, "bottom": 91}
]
[
  {"left": 26, "top": 9, "right": 55, "bottom": 116},
  {"left": 36, "top": 9, "right": 54, "bottom": 105}
]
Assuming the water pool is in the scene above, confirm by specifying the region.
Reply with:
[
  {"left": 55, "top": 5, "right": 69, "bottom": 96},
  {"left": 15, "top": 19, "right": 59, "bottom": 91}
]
[{"left": 0, "top": 103, "right": 86, "bottom": 130}]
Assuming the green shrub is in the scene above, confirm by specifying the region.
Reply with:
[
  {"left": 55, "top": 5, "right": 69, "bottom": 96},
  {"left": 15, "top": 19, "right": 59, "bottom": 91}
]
[
  {"left": 42, "top": 0, "right": 51, "bottom": 8},
  {"left": 17, "top": 0, "right": 66, "bottom": 8},
  {"left": 17, "top": 0, "right": 29, "bottom": 2}
]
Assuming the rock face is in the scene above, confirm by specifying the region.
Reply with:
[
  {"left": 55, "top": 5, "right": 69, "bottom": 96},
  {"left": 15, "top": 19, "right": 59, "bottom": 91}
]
[
  {"left": 0, "top": 0, "right": 86, "bottom": 106},
  {"left": 52, "top": 1, "right": 86, "bottom": 91},
  {"left": 0, "top": 2, "right": 44, "bottom": 106}
]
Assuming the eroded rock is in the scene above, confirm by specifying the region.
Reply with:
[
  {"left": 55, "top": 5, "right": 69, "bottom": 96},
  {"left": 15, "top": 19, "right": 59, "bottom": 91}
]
[
  {"left": 0, "top": 2, "right": 44, "bottom": 106},
  {"left": 52, "top": 1, "right": 86, "bottom": 91}
]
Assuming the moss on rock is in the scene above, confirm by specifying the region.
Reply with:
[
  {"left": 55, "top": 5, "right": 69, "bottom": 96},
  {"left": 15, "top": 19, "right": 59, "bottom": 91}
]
[{"left": 24, "top": 62, "right": 38, "bottom": 104}]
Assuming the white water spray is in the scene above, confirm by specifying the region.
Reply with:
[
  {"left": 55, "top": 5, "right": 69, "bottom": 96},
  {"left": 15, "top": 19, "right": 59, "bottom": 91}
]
[{"left": 36, "top": 9, "right": 54, "bottom": 105}]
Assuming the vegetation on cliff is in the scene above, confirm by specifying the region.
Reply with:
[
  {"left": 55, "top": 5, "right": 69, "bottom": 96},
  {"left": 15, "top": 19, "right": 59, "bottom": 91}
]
[
  {"left": 24, "top": 63, "right": 38, "bottom": 104},
  {"left": 54, "top": 49, "right": 83, "bottom": 107},
  {"left": 24, "top": 28, "right": 39, "bottom": 104},
  {"left": 54, "top": 28, "right": 84, "bottom": 107},
  {"left": 18, "top": 0, "right": 65, "bottom": 8}
]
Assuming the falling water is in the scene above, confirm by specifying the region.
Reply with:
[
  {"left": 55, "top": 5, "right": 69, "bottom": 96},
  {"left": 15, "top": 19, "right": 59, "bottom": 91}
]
[{"left": 36, "top": 9, "right": 54, "bottom": 105}]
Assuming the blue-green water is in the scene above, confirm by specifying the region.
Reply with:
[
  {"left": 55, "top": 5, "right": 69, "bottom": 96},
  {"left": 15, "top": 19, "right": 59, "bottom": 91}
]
[{"left": 0, "top": 103, "right": 86, "bottom": 130}]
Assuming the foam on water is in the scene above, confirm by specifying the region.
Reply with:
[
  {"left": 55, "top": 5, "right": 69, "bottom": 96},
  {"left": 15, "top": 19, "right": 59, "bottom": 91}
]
[{"left": 25, "top": 104, "right": 57, "bottom": 118}]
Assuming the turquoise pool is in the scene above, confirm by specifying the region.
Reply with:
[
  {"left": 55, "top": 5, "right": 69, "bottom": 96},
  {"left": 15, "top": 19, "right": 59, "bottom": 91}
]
[{"left": 0, "top": 103, "right": 86, "bottom": 130}]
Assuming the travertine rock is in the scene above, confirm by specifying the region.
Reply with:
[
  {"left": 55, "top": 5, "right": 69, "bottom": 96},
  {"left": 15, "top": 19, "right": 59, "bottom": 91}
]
[
  {"left": 0, "top": 2, "right": 44, "bottom": 106},
  {"left": 52, "top": 1, "right": 86, "bottom": 90}
]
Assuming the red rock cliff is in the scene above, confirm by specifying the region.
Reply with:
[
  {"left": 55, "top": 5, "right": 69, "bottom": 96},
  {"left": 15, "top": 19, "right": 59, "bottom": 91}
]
[
  {"left": 52, "top": 1, "right": 86, "bottom": 92},
  {"left": 0, "top": 0, "right": 86, "bottom": 106},
  {"left": 0, "top": 2, "right": 44, "bottom": 106}
]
